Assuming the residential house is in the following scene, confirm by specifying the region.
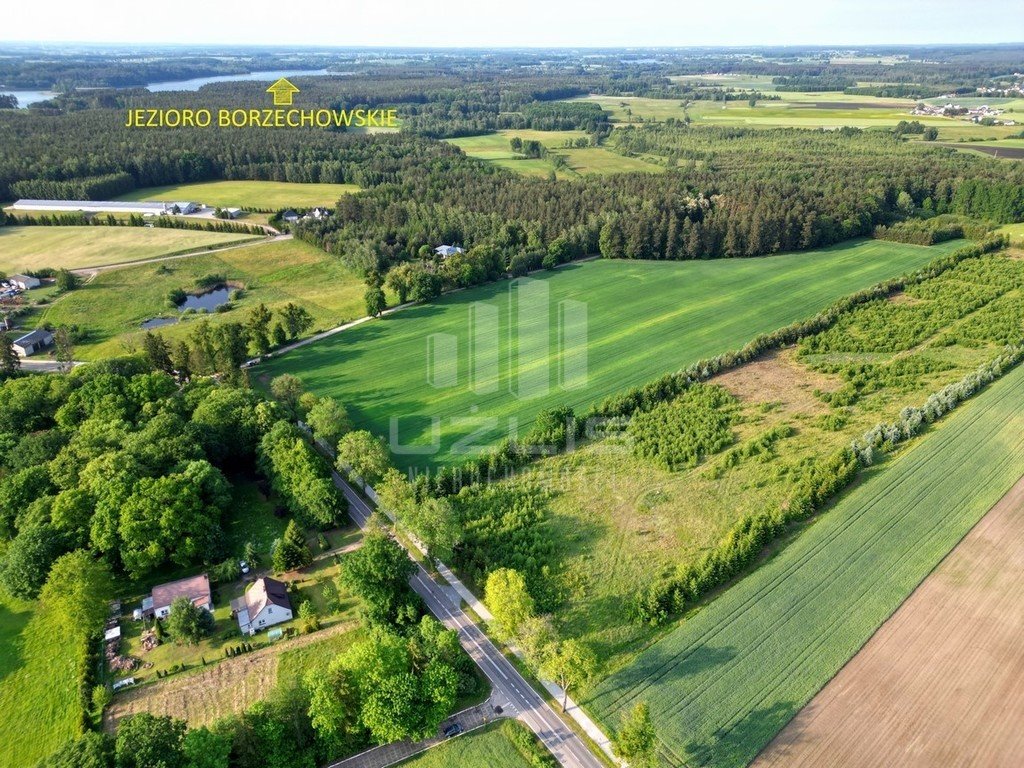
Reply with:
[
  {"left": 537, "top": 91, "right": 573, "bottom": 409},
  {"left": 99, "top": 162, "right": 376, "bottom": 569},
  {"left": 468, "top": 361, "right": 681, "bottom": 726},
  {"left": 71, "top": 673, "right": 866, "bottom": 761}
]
[
  {"left": 144, "top": 573, "right": 213, "bottom": 620},
  {"left": 281, "top": 210, "right": 300, "bottom": 224},
  {"left": 13, "top": 329, "right": 54, "bottom": 357},
  {"left": 231, "top": 577, "right": 293, "bottom": 635},
  {"left": 434, "top": 245, "right": 465, "bottom": 258}
]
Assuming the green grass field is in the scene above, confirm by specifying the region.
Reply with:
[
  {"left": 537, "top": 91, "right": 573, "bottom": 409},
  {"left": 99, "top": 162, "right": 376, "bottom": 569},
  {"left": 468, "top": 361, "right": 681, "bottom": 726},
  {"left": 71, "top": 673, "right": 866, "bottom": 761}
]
[
  {"left": 36, "top": 238, "right": 367, "bottom": 359},
  {"left": 117, "top": 180, "right": 359, "bottom": 210},
  {"left": 0, "top": 226, "right": 263, "bottom": 273},
  {"left": 565, "top": 94, "right": 1020, "bottom": 140},
  {"left": 397, "top": 722, "right": 542, "bottom": 768},
  {"left": 0, "top": 595, "right": 86, "bottom": 767},
  {"left": 257, "top": 238, "right": 965, "bottom": 470},
  {"left": 586, "top": 360, "right": 1024, "bottom": 768},
  {"left": 446, "top": 129, "right": 663, "bottom": 177}
]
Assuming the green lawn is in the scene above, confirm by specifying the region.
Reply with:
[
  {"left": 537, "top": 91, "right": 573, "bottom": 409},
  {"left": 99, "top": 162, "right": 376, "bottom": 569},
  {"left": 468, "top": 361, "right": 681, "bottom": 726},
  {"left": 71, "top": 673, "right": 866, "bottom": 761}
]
[
  {"left": 0, "top": 226, "right": 263, "bottom": 273},
  {"left": 586, "top": 360, "right": 1024, "bottom": 768},
  {"left": 117, "top": 180, "right": 360, "bottom": 210},
  {"left": 35, "top": 238, "right": 368, "bottom": 359},
  {"left": 0, "top": 594, "right": 86, "bottom": 768},
  {"left": 257, "top": 238, "right": 965, "bottom": 470},
  {"left": 397, "top": 721, "right": 544, "bottom": 768}
]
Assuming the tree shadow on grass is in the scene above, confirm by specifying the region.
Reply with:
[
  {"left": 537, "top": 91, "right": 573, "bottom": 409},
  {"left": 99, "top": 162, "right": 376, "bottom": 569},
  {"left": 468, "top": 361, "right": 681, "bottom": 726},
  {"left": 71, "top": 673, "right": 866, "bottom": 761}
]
[
  {"left": 679, "top": 699, "right": 798, "bottom": 768},
  {"left": 0, "top": 602, "right": 32, "bottom": 685}
]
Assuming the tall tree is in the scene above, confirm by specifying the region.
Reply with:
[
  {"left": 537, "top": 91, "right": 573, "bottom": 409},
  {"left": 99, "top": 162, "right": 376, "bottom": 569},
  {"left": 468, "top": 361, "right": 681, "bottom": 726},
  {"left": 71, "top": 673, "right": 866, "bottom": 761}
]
[
  {"left": 0, "top": 332, "right": 20, "bottom": 377},
  {"left": 246, "top": 303, "right": 273, "bottom": 355},
  {"left": 54, "top": 326, "right": 74, "bottom": 374},
  {"left": 614, "top": 701, "right": 658, "bottom": 768},
  {"left": 336, "top": 430, "right": 391, "bottom": 488},
  {"left": 485, "top": 568, "right": 535, "bottom": 643},
  {"left": 541, "top": 639, "right": 597, "bottom": 712},
  {"left": 142, "top": 331, "right": 173, "bottom": 374}
]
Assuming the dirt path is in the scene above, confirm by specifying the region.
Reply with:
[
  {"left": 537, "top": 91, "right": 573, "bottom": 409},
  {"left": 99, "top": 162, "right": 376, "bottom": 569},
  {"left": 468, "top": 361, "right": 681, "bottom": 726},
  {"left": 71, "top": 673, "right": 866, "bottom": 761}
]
[
  {"left": 70, "top": 233, "right": 289, "bottom": 275},
  {"left": 103, "top": 619, "right": 356, "bottom": 731},
  {"left": 753, "top": 472, "right": 1024, "bottom": 768}
]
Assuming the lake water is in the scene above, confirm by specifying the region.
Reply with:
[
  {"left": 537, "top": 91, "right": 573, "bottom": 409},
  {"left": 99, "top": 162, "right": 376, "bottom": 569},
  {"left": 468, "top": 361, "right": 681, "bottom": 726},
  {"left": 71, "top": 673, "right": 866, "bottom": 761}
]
[
  {"left": 5, "top": 69, "right": 330, "bottom": 108},
  {"left": 4, "top": 89, "right": 59, "bottom": 108},
  {"left": 179, "top": 285, "right": 231, "bottom": 312}
]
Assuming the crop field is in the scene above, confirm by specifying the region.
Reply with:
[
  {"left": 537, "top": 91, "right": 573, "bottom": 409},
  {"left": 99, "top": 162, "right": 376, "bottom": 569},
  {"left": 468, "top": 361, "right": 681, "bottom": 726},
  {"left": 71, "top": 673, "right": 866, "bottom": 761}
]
[
  {"left": 257, "top": 238, "right": 964, "bottom": 471},
  {"left": 104, "top": 620, "right": 362, "bottom": 731},
  {"left": 0, "top": 595, "right": 86, "bottom": 768},
  {"left": 585, "top": 359, "right": 1024, "bottom": 768},
  {"left": 564, "top": 95, "right": 1020, "bottom": 140},
  {"left": 0, "top": 225, "right": 263, "bottom": 273},
  {"left": 116, "top": 180, "right": 360, "bottom": 209},
  {"left": 755, "top": 474, "right": 1024, "bottom": 768},
  {"left": 447, "top": 129, "right": 663, "bottom": 177},
  {"left": 36, "top": 238, "right": 367, "bottom": 358}
]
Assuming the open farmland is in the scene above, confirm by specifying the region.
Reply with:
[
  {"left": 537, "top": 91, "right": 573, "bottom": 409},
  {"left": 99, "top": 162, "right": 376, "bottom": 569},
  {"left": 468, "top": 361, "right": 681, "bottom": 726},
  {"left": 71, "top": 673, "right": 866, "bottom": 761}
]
[
  {"left": 0, "top": 225, "right": 263, "bottom": 273},
  {"left": 565, "top": 94, "right": 1021, "bottom": 140},
  {"left": 116, "top": 179, "right": 360, "bottom": 209},
  {"left": 585, "top": 359, "right": 1024, "bottom": 768},
  {"left": 754, "top": 475, "right": 1024, "bottom": 768},
  {"left": 257, "top": 238, "right": 964, "bottom": 471},
  {"left": 0, "top": 595, "right": 88, "bottom": 767},
  {"left": 447, "top": 129, "right": 663, "bottom": 177},
  {"left": 35, "top": 237, "right": 368, "bottom": 358}
]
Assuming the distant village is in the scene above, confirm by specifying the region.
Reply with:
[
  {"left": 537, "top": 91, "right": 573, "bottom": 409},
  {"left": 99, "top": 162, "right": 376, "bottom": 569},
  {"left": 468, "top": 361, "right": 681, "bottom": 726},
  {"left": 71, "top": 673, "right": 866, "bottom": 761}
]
[{"left": 912, "top": 77, "right": 1024, "bottom": 126}]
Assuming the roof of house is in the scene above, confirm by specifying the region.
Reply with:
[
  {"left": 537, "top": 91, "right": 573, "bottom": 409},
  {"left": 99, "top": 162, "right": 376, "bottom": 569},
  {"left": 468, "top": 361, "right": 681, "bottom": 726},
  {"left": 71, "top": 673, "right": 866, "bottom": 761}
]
[
  {"left": 9, "top": 274, "right": 38, "bottom": 282},
  {"left": 13, "top": 329, "right": 53, "bottom": 347},
  {"left": 434, "top": 245, "right": 464, "bottom": 257},
  {"left": 151, "top": 573, "right": 211, "bottom": 610},
  {"left": 238, "top": 577, "right": 291, "bottom": 619}
]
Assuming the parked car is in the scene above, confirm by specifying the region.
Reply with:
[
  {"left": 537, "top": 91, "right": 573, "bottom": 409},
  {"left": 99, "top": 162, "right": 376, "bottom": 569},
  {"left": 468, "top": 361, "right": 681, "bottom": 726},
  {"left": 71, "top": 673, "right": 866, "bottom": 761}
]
[
  {"left": 240, "top": 560, "right": 250, "bottom": 574},
  {"left": 443, "top": 722, "right": 463, "bottom": 738}
]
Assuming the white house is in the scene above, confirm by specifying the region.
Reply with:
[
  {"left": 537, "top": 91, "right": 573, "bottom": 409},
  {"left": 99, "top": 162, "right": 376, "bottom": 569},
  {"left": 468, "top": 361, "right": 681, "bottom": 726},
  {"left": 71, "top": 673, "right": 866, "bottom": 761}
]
[
  {"left": 231, "top": 577, "right": 293, "bottom": 635},
  {"left": 144, "top": 573, "right": 213, "bottom": 620},
  {"left": 8, "top": 274, "right": 41, "bottom": 290},
  {"left": 434, "top": 245, "right": 465, "bottom": 258},
  {"left": 13, "top": 329, "right": 54, "bottom": 357}
]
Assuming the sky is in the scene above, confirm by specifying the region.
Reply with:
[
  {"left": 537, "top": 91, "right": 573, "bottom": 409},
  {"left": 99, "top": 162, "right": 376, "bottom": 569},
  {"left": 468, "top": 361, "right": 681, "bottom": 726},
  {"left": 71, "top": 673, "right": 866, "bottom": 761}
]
[{"left": 3, "top": 0, "right": 1023, "bottom": 47}]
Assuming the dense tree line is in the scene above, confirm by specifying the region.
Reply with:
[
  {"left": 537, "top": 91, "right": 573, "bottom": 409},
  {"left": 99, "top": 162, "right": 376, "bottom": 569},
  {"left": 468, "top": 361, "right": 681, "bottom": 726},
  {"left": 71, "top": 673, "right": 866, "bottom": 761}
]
[
  {"left": 0, "top": 359, "right": 345, "bottom": 589},
  {"left": 295, "top": 126, "right": 1024, "bottom": 282}
]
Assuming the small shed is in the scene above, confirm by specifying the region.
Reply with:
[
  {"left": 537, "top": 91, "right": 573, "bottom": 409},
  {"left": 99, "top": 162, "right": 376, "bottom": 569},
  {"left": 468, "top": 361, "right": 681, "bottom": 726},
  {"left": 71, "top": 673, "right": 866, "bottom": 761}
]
[
  {"left": 9, "top": 274, "right": 41, "bottom": 290},
  {"left": 13, "top": 329, "right": 54, "bottom": 357}
]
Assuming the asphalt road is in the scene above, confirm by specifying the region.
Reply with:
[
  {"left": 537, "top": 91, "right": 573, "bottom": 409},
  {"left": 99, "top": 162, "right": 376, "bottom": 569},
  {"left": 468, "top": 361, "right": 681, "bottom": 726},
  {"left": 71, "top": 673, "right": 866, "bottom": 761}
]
[{"left": 332, "top": 469, "right": 606, "bottom": 768}]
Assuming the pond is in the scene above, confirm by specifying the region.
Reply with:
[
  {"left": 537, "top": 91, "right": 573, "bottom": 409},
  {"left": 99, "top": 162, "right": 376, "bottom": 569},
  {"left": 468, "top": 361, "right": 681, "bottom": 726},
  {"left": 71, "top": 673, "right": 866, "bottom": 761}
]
[
  {"left": 178, "top": 285, "right": 232, "bottom": 312},
  {"left": 140, "top": 317, "right": 178, "bottom": 330}
]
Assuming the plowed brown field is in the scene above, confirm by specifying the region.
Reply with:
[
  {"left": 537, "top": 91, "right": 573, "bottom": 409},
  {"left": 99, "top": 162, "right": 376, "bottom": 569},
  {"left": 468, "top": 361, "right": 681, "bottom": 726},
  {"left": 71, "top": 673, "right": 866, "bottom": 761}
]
[{"left": 754, "top": 474, "right": 1024, "bottom": 768}]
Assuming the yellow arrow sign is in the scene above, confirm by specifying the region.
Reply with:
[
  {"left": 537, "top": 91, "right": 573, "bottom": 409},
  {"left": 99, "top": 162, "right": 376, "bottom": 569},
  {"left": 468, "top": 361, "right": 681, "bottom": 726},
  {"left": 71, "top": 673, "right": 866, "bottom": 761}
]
[{"left": 266, "top": 77, "right": 300, "bottom": 106}]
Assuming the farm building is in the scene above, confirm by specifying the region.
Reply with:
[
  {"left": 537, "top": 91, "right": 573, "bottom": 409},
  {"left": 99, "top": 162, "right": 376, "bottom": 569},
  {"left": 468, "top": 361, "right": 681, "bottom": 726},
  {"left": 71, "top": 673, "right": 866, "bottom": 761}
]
[
  {"left": 231, "top": 577, "right": 293, "bottom": 635},
  {"left": 434, "top": 244, "right": 465, "bottom": 258},
  {"left": 10, "top": 199, "right": 199, "bottom": 215},
  {"left": 13, "top": 329, "right": 54, "bottom": 357},
  {"left": 144, "top": 573, "right": 213, "bottom": 619},
  {"left": 8, "top": 274, "right": 41, "bottom": 290},
  {"left": 281, "top": 209, "right": 300, "bottom": 223}
]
